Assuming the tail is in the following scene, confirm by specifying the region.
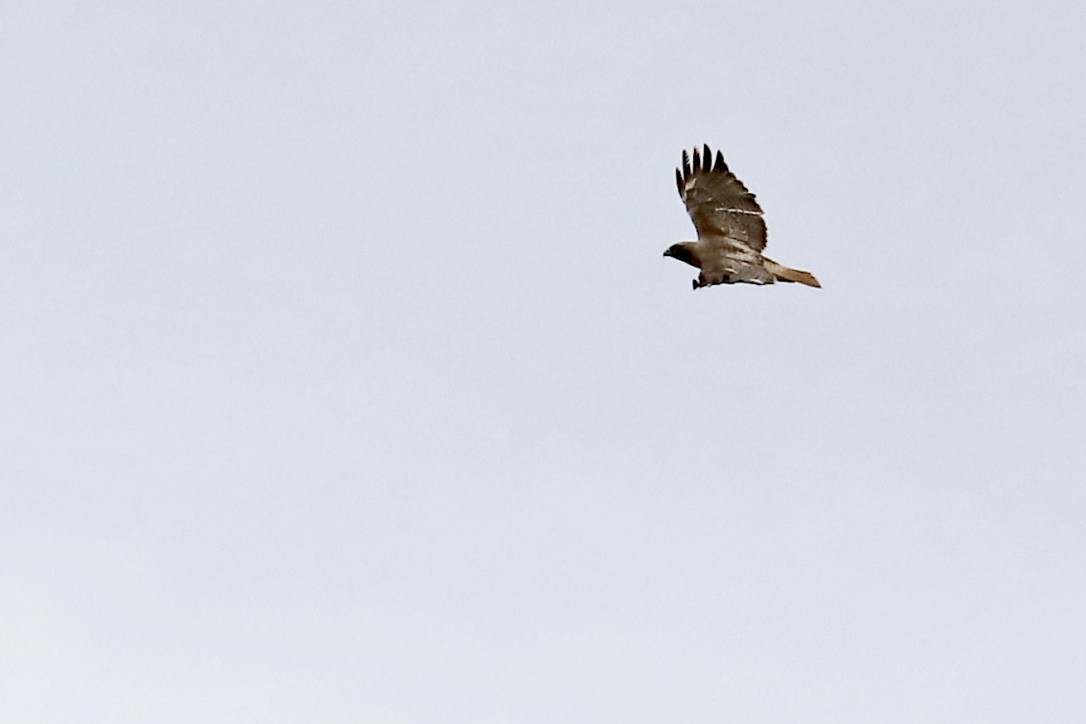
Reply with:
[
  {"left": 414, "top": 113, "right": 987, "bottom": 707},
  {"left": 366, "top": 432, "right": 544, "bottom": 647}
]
[{"left": 765, "top": 259, "right": 821, "bottom": 288}]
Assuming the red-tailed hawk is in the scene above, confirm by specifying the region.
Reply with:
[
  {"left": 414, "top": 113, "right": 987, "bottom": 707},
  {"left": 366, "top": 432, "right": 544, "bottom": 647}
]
[{"left": 664, "top": 145, "right": 820, "bottom": 290}]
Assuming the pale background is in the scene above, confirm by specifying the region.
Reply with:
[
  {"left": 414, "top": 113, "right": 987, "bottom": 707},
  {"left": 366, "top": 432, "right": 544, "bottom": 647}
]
[{"left": 3, "top": 1, "right": 1085, "bottom": 721}]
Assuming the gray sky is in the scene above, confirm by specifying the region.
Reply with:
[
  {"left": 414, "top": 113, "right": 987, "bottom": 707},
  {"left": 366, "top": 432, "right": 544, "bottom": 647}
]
[{"left": 3, "top": 1, "right": 1085, "bottom": 721}]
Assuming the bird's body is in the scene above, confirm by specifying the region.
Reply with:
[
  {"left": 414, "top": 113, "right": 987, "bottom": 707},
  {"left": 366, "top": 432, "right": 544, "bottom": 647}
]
[{"left": 664, "top": 145, "right": 820, "bottom": 290}]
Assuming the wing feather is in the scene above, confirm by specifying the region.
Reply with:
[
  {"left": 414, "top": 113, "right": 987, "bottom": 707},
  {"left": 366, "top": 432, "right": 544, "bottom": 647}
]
[
  {"left": 675, "top": 145, "right": 767, "bottom": 251},
  {"left": 712, "top": 150, "right": 726, "bottom": 173}
]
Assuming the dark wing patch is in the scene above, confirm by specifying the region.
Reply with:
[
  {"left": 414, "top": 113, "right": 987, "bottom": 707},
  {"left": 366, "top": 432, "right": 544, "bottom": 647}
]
[{"left": 676, "top": 144, "right": 767, "bottom": 251}]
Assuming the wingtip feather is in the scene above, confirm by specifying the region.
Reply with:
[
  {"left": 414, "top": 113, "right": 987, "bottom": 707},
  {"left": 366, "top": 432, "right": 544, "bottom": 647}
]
[
  {"left": 713, "top": 150, "right": 726, "bottom": 172},
  {"left": 679, "top": 145, "right": 731, "bottom": 175}
]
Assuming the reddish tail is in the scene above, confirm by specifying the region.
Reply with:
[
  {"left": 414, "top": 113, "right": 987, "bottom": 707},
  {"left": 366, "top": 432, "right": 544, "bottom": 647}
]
[{"left": 765, "top": 259, "right": 821, "bottom": 288}]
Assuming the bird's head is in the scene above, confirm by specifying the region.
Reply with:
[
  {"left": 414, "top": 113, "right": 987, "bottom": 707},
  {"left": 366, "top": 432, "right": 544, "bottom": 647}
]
[{"left": 663, "top": 242, "right": 698, "bottom": 267}]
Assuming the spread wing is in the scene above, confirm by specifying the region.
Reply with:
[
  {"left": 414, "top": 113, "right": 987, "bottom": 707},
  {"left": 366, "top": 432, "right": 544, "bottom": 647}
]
[{"left": 675, "top": 144, "right": 767, "bottom": 252}]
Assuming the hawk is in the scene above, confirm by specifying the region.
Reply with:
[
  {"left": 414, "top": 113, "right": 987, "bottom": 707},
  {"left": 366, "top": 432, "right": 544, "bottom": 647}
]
[{"left": 664, "top": 145, "right": 820, "bottom": 290}]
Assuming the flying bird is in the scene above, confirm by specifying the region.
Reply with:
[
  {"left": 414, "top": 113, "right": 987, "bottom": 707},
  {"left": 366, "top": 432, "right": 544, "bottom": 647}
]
[{"left": 664, "top": 145, "right": 820, "bottom": 290}]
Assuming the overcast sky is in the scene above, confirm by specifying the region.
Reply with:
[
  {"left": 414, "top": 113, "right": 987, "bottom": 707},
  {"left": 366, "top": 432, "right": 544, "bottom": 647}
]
[{"left": 3, "top": 1, "right": 1085, "bottom": 721}]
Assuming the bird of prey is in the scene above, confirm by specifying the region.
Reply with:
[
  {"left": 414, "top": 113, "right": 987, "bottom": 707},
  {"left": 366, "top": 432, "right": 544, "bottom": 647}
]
[{"left": 664, "top": 145, "right": 820, "bottom": 290}]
